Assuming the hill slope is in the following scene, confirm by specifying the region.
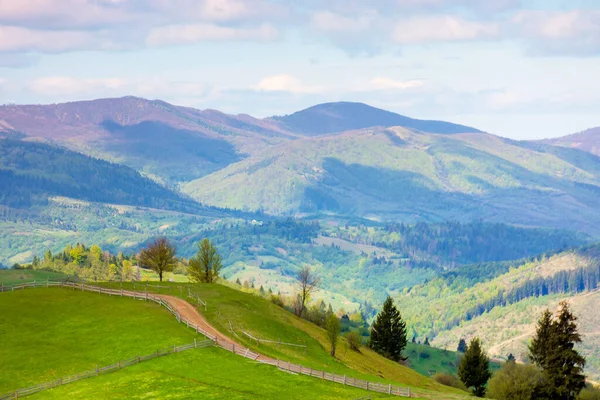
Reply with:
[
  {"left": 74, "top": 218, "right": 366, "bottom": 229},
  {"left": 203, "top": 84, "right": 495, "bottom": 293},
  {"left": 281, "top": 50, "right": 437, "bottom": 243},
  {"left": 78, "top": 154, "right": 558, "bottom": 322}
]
[
  {"left": 271, "top": 102, "right": 482, "bottom": 136},
  {"left": 183, "top": 127, "right": 600, "bottom": 234},
  {"left": 541, "top": 127, "right": 600, "bottom": 157},
  {"left": 0, "top": 138, "right": 197, "bottom": 211}
]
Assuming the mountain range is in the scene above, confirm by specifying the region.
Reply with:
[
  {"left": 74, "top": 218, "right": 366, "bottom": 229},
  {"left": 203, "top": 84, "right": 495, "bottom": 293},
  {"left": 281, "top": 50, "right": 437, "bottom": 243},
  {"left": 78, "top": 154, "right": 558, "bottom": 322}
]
[{"left": 3, "top": 96, "right": 599, "bottom": 233}]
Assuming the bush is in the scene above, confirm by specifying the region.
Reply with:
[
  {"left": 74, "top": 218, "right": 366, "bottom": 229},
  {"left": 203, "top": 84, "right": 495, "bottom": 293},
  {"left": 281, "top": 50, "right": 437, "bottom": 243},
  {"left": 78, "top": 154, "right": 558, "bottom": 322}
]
[
  {"left": 487, "top": 362, "right": 547, "bottom": 400},
  {"left": 270, "top": 294, "right": 284, "bottom": 308},
  {"left": 419, "top": 351, "right": 431, "bottom": 359},
  {"left": 345, "top": 331, "right": 362, "bottom": 352},
  {"left": 433, "top": 373, "right": 467, "bottom": 391}
]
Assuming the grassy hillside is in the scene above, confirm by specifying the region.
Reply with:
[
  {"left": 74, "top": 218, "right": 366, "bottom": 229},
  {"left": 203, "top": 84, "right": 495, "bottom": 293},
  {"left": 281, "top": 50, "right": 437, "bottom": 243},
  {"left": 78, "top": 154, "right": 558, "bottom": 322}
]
[
  {"left": 31, "top": 348, "right": 396, "bottom": 400},
  {"left": 99, "top": 281, "right": 468, "bottom": 399},
  {"left": 0, "top": 286, "right": 202, "bottom": 392},
  {"left": 0, "top": 269, "right": 66, "bottom": 285},
  {"left": 183, "top": 127, "right": 600, "bottom": 234}
]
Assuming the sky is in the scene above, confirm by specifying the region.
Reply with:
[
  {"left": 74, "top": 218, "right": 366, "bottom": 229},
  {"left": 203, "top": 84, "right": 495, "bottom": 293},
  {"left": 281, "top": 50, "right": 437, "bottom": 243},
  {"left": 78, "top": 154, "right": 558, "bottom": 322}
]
[{"left": 0, "top": 0, "right": 599, "bottom": 140}]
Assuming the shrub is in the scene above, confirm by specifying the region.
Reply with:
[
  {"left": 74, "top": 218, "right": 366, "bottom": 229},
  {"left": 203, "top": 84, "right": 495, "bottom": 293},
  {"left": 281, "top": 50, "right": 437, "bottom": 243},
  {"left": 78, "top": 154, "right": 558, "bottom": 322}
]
[
  {"left": 270, "top": 294, "right": 284, "bottom": 308},
  {"left": 345, "top": 331, "right": 362, "bottom": 352},
  {"left": 487, "top": 362, "right": 547, "bottom": 400},
  {"left": 579, "top": 384, "right": 600, "bottom": 400},
  {"left": 433, "top": 373, "right": 467, "bottom": 391},
  {"left": 419, "top": 351, "right": 431, "bottom": 359}
]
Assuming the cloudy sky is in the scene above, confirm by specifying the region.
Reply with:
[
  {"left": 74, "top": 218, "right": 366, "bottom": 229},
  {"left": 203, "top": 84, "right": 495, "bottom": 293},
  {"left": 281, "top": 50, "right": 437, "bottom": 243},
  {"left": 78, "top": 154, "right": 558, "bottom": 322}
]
[{"left": 0, "top": 0, "right": 599, "bottom": 139}]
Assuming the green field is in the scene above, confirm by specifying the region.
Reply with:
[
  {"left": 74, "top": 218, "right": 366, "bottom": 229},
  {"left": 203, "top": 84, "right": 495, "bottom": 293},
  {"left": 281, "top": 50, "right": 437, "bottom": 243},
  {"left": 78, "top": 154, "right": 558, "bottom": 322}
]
[
  {"left": 0, "top": 269, "right": 67, "bottom": 286},
  {"left": 30, "top": 348, "right": 396, "bottom": 400},
  {"left": 0, "top": 287, "right": 202, "bottom": 392}
]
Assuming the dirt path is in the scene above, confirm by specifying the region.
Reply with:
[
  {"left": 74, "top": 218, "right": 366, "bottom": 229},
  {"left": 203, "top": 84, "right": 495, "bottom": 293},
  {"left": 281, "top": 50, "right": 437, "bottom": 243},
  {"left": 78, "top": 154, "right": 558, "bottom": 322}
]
[{"left": 155, "top": 294, "right": 275, "bottom": 364}]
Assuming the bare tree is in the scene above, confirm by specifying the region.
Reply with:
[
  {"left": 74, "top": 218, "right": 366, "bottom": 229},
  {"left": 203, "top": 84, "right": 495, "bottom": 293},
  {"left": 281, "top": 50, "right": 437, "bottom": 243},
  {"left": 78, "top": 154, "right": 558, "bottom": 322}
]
[
  {"left": 296, "top": 266, "right": 320, "bottom": 317},
  {"left": 138, "top": 237, "right": 176, "bottom": 282}
]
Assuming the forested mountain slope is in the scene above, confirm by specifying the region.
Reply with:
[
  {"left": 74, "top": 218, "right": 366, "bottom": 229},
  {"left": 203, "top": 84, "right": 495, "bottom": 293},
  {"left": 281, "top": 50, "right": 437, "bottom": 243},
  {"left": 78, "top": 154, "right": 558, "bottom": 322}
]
[
  {"left": 270, "top": 102, "right": 482, "bottom": 136},
  {"left": 0, "top": 139, "right": 197, "bottom": 211},
  {"left": 397, "top": 245, "right": 600, "bottom": 379},
  {"left": 184, "top": 127, "right": 600, "bottom": 234},
  {"left": 541, "top": 127, "right": 600, "bottom": 157}
]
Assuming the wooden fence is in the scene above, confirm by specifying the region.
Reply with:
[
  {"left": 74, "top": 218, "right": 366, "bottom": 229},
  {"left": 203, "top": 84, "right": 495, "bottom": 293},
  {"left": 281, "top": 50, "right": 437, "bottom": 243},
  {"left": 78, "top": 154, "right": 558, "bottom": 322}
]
[
  {"left": 1, "top": 281, "right": 412, "bottom": 397},
  {"left": 268, "top": 359, "right": 411, "bottom": 397},
  {"left": 0, "top": 339, "right": 214, "bottom": 400}
]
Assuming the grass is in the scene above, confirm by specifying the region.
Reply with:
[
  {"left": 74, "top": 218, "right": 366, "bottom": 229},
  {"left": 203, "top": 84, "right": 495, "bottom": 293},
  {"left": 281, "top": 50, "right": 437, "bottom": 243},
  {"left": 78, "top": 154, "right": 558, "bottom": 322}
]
[
  {"left": 100, "top": 280, "right": 469, "bottom": 399},
  {"left": 0, "top": 269, "right": 67, "bottom": 286},
  {"left": 29, "top": 347, "right": 398, "bottom": 400},
  {"left": 0, "top": 287, "right": 202, "bottom": 393}
]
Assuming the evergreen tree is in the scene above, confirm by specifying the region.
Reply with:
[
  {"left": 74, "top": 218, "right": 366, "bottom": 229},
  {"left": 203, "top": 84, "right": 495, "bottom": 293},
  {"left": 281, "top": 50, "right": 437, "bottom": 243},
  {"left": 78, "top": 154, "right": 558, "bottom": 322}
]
[
  {"left": 530, "top": 302, "right": 586, "bottom": 400},
  {"left": 458, "top": 338, "right": 467, "bottom": 353},
  {"left": 458, "top": 337, "right": 491, "bottom": 397},
  {"left": 424, "top": 337, "right": 430, "bottom": 346},
  {"left": 507, "top": 353, "right": 515, "bottom": 363},
  {"left": 368, "top": 296, "right": 407, "bottom": 362}
]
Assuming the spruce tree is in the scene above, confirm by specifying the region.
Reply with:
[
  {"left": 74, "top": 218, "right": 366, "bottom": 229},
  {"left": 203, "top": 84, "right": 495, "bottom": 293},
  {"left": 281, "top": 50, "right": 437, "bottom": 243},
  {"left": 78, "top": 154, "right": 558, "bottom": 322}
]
[
  {"left": 458, "top": 337, "right": 491, "bottom": 397},
  {"left": 530, "top": 302, "right": 586, "bottom": 400},
  {"left": 368, "top": 296, "right": 407, "bottom": 362}
]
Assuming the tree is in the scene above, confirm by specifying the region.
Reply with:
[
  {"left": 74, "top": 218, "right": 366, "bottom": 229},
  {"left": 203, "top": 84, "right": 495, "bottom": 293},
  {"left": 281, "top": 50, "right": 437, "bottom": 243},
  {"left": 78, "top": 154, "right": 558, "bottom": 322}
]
[
  {"left": 424, "top": 337, "right": 430, "bottom": 346},
  {"left": 346, "top": 331, "right": 362, "bottom": 352},
  {"left": 457, "top": 338, "right": 467, "bottom": 353},
  {"left": 507, "top": 353, "right": 516, "bottom": 363},
  {"left": 368, "top": 296, "right": 407, "bottom": 362},
  {"left": 295, "top": 266, "right": 320, "bottom": 317},
  {"left": 187, "top": 238, "right": 222, "bottom": 283},
  {"left": 529, "top": 309, "right": 554, "bottom": 368},
  {"left": 530, "top": 302, "right": 586, "bottom": 400},
  {"left": 138, "top": 237, "right": 176, "bottom": 282},
  {"left": 326, "top": 313, "right": 340, "bottom": 357},
  {"left": 487, "top": 362, "right": 547, "bottom": 400},
  {"left": 458, "top": 337, "right": 491, "bottom": 397}
]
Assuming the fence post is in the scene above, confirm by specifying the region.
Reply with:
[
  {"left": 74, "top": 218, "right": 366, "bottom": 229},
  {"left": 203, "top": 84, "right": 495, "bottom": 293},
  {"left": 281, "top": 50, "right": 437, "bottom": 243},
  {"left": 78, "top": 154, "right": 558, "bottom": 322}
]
[
  {"left": 174, "top": 345, "right": 176, "bottom": 353},
  {"left": 81, "top": 283, "right": 84, "bottom": 292},
  {"left": 12, "top": 283, "right": 14, "bottom": 291},
  {"left": 322, "top": 370, "right": 325, "bottom": 379},
  {"left": 118, "top": 361, "right": 121, "bottom": 369},
  {"left": 388, "top": 384, "right": 391, "bottom": 394},
  {"left": 194, "top": 338, "right": 197, "bottom": 348},
  {"left": 34, "top": 280, "right": 36, "bottom": 289},
  {"left": 407, "top": 387, "right": 410, "bottom": 397},
  {"left": 343, "top": 375, "right": 346, "bottom": 385},
  {"left": 366, "top": 381, "right": 369, "bottom": 391}
]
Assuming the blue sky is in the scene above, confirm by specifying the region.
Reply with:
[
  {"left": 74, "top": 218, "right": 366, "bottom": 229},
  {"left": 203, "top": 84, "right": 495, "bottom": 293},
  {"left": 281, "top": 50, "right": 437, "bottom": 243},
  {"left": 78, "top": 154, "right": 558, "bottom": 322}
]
[{"left": 0, "top": 0, "right": 599, "bottom": 139}]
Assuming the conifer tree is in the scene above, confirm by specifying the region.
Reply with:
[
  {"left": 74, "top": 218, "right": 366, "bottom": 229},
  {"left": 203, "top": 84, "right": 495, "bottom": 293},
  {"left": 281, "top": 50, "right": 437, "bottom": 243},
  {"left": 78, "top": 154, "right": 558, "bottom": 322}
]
[
  {"left": 458, "top": 337, "right": 491, "bottom": 397},
  {"left": 529, "top": 302, "right": 586, "bottom": 400},
  {"left": 368, "top": 296, "right": 407, "bottom": 362}
]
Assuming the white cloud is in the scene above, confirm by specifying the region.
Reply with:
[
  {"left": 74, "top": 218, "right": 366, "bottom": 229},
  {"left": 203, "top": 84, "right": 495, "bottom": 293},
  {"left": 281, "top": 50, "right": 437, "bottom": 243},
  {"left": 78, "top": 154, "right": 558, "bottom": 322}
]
[
  {"left": 392, "top": 15, "right": 499, "bottom": 44},
  {"left": 254, "top": 74, "right": 324, "bottom": 94},
  {"left": 370, "top": 77, "right": 424, "bottom": 90},
  {"left": 146, "top": 23, "right": 277, "bottom": 46},
  {"left": 0, "top": 0, "right": 134, "bottom": 29},
  {"left": 29, "top": 77, "right": 125, "bottom": 96},
  {"left": 0, "top": 26, "right": 122, "bottom": 53},
  {"left": 310, "top": 10, "right": 377, "bottom": 32}
]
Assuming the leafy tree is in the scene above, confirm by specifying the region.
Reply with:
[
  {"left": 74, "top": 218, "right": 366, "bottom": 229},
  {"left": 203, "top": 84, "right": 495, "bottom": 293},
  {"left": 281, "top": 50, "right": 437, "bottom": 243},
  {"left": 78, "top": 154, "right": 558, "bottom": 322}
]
[
  {"left": 295, "top": 265, "right": 320, "bottom": 317},
  {"left": 187, "top": 238, "right": 222, "bottom": 283},
  {"left": 458, "top": 337, "right": 491, "bottom": 397},
  {"left": 369, "top": 296, "right": 407, "bottom": 362},
  {"left": 530, "top": 302, "right": 586, "bottom": 400},
  {"left": 457, "top": 338, "right": 467, "bottom": 353},
  {"left": 138, "top": 237, "right": 176, "bottom": 282},
  {"left": 487, "top": 361, "right": 547, "bottom": 400},
  {"left": 507, "top": 353, "right": 516, "bottom": 363},
  {"left": 326, "top": 313, "right": 340, "bottom": 357}
]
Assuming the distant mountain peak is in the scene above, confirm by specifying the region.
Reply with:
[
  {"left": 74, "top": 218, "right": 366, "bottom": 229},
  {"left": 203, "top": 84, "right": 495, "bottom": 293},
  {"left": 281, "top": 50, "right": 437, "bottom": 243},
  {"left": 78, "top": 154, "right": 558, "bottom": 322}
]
[{"left": 270, "top": 101, "right": 483, "bottom": 136}]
